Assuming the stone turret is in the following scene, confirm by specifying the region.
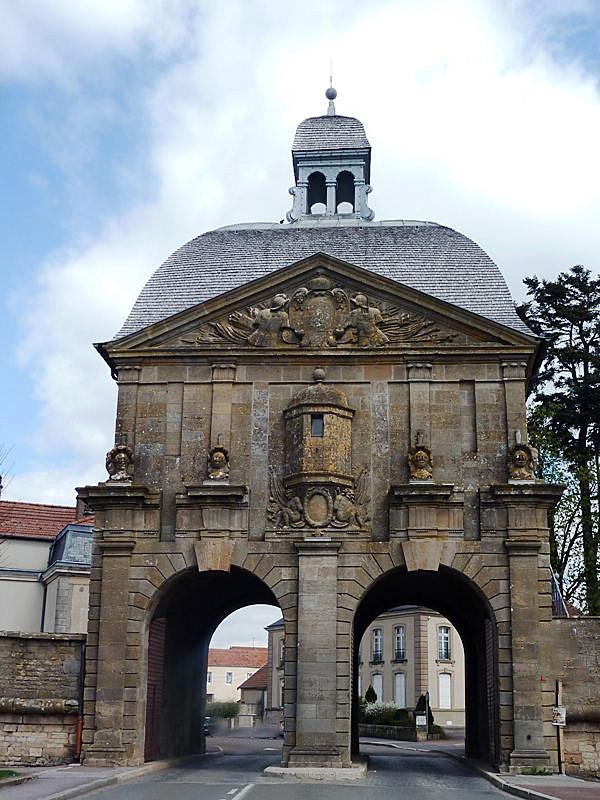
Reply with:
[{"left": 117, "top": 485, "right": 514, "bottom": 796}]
[{"left": 287, "top": 87, "right": 375, "bottom": 222}]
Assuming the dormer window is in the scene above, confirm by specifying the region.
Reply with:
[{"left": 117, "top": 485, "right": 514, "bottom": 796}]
[{"left": 311, "top": 414, "right": 324, "bottom": 437}]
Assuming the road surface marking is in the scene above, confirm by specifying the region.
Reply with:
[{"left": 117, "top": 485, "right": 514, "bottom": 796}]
[
  {"left": 236, "top": 784, "right": 255, "bottom": 799},
  {"left": 227, "top": 790, "right": 239, "bottom": 796}
]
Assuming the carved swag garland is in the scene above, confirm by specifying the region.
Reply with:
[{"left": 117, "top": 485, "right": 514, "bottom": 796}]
[{"left": 181, "top": 277, "right": 457, "bottom": 349}]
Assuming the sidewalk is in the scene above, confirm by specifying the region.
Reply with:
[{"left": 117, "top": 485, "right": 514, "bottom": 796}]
[{"left": 0, "top": 751, "right": 222, "bottom": 800}]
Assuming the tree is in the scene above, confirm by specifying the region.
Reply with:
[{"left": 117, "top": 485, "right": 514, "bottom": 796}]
[
  {"left": 518, "top": 265, "right": 600, "bottom": 613},
  {"left": 364, "top": 684, "right": 377, "bottom": 703}
]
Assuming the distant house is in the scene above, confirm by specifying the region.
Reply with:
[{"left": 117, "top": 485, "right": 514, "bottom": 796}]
[
  {"left": 0, "top": 500, "right": 93, "bottom": 633},
  {"left": 238, "top": 664, "right": 269, "bottom": 727},
  {"left": 206, "top": 646, "right": 268, "bottom": 703}
]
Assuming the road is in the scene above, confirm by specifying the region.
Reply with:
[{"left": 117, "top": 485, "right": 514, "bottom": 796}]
[{"left": 84, "top": 735, "right": 509, "bottom": 800}]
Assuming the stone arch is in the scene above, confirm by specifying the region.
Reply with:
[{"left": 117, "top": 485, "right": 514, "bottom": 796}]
[
  {"left": 141, "top": 563, "right": 285, "bottom": 762},
  {"left": 351, "top": 562, "right": 501, "bottom": 767}
]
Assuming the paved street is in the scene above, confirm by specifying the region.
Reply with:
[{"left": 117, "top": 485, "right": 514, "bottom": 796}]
[{"left": 77, "top": 736, "right": 508, "bottom": 800}]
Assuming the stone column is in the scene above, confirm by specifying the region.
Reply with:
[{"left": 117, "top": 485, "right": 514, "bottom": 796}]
[
  {"left": 77, "top": 483, "right": 161, "bottom": 766},
  {"left": 289, "top": 539, "right": 342, "bottom": 767},
  {"left": 326, "top": 180, "right": 337, "bottom": 215},
  {"left": 492, "top": 484, "right": 563, "bottom": 773},
  {"left": 85, "top": 534, "right": 135, "bottom": 765}
]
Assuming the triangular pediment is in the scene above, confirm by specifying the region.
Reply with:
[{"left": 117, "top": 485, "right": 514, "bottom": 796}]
[{"left": 101, "top": 254, "right": 536, "bottom": 359}]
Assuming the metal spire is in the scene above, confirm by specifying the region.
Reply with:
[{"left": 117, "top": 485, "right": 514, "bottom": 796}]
[{"left": 326, "top": 62, "right": 337, "bottom": 115}]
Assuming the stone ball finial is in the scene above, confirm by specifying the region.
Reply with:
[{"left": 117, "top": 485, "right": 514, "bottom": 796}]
[
  {"left": 313, "top": 367, "right": 326, "bottom": 382},
  {"left": 326, "top": 86, "right": 337, "bottom": 100}
]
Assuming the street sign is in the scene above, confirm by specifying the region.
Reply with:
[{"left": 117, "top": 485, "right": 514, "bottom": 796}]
[
  {"left": 552, "top": 706, "right": 566, "bottom": 727},
  {"left": 416, "top": 715, "right": 427, "bottom": 727}
]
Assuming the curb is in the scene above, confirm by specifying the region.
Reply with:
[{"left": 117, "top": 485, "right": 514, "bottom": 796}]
[
  {"left": 7, "top": 750, "right": 222, "bottom": 800},
  {"left": 0, "top": 772, "right": 40, "bottom": 790},
  {"left": 361, "top": 740, "right": 564, "bottom": 800}
]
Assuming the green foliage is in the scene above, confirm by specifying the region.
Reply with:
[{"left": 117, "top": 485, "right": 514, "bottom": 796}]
[
  {"left": 205, "top": 701, "right": 239, "bottom": 719},
  {"left": 518, "top": 265, "right": 600, "bottom": 614},
  {"left": 364, "top": 683, "right": 377, "bottom": 703},
  {"left": 0, "top": 771, "right": 17, "bottom": 781},
  {"left": 430, "top": 724, "right": 446, "bottom": 739},
  {"left": 415, "top": 693, "right": 435, "bottom": 727},
  {"left": 358, "top": 700, "right": 413, "bottom": 726}
]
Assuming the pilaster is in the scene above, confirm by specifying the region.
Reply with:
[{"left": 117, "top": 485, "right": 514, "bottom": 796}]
[
  {"left": 492, "top": 483, "right": 563, "bottom": 773},
  {"left": 288, "top": 538, "right": 345, "bottom": 768}
]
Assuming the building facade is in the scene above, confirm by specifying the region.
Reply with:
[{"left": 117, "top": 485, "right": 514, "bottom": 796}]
[
  {"left": 0, "top": 501, "right": 93, "bottom": 634},
  {"left": 266, "top": 609, "right": 465, "bottom": 727},
  {"left": 77, "top": 90, "right": 600, "bottom": 774},
  {"left": 206, "top": 646, "right": 267, "bottom": 703}
]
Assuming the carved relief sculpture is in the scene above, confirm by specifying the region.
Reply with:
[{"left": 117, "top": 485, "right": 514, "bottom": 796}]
[
  {"left": 507, "top": 444, "right": 536, "bottom": 481},
  {"left": 105, "top": 444, "right": 134, "bottom": 482},
  {"left": 335, "top": 293, "right": 389, "bottom": 347},
  {"left": 181, "top": 278, "right": 458, "bottom": 349},
  {"left": 331, "top": 469, "right": 370, "bottom": 527},
  {"left": 207, "top": 446, "right": 230, "bottom": 481},
  {"left": 267, "top": 468, "right": 304, "bottom": 528},
  {"left": 408, "top": 434, "right": 433, "bottom": 481}
]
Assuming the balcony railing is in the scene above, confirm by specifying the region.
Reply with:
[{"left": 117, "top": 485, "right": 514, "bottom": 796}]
[
  {"left": 371, "top": 652, "right": 384, "bottom": 664},
  {"left": 393, "top": 649, "right": 406, "bottom": 661}
]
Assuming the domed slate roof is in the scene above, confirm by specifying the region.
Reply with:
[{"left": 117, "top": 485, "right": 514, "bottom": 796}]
[
  {"left": 115, "top": 218, "right": 532, "bottom": 339},
  {"left": 292, "top": 115, "right": 370, "bottom": 151}
]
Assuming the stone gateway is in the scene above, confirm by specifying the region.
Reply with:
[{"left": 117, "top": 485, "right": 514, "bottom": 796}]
[{"left": 77, "top": 90, "right": 600, "bottom": 775}]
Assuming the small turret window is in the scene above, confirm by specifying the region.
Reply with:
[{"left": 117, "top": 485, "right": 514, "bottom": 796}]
[
  {"left": 336, "top": 170, "right": 355, "bottom": 212},
  {"left": 311, "top": 414, "right": 324, "bottom": 437},
  {"left": 307, "top": 171, "right": 326, "bottom": 214}
]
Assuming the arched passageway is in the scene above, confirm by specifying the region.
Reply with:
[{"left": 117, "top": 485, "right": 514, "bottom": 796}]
[
  {"left": 352, "top": 566, "right": 498, "bottom": 766},
  {"left": 144, "top": 566, "right": 280, "bottom": 761}
]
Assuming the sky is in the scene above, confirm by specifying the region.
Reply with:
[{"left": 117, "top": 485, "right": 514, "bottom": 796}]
[{"left": 1, "top": 1, "right": 600, "bottom": 645}]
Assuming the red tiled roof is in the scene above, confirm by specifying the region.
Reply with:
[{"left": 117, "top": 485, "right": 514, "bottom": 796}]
[
  {"left": 239, "top": 663, "right": 268, "bottom": 690},
  {"left": 208, "top": 646, "right": 268, "bottom": 668},
  {"left": 0, "top": 501, "right": 77, "bottom": 540},
  {"left": 73, "top": 516, "right": 95, "bottom": 526}
]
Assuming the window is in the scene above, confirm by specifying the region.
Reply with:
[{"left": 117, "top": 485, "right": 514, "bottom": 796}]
[
  {"left": 311, "top": 414, "right": 324, "bottom": 437},
  {"left": 439, "top": 673, "right": 452, "bottom": 709},
  {"left": 207, "top": 671, "right": 212, "bottom": 684},
  {"left": 394, "top": 625, "right": 406, "bottom": 660},
  {"left": 372, "top": 628, "right": 383, "bottom": 662},
  {"left": 372, "top": 673, "right": 383, "bottom": 702},
  {"left": 438, "top": 626, "right": 451, "bottom": 660},
  {"left": 358, "top": 673, "right": 362, "bottom": 697},
  {"left": 394, "top": 673, "right": 406, "bottom": 708},
  {"left": 225, "top": 672, "right": 233, "bottom": 684},
  {"left": 279, "top": 639, "right": 285, "bottom": 667}
]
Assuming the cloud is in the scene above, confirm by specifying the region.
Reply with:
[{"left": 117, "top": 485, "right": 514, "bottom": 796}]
[
  {"left": 0, "top": 0, "right": 193, "bottom": 87},
  {"left": 4, "top": 0, "right": 600, "bottom": 504},
  {"left": 210, "top": 605, "right": 280, "bottom": 649}
]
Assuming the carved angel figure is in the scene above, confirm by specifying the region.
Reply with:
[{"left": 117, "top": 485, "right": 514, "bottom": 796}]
[
  {"left": 105, "top": 444, "right": 134, "bottom": 482},
  {"left": 331, "top": 469, "right": 370, "bottom": 528},
  {"left": 507, "top": 444, "right": 536, "bottom": 481},
  {"left": 335, "top": 294, "right": 389, "bottom": 348},
  {"left": 267, "top": 468, "right": 304, "bottom": 528},
  {"left": 247, "top": 294, "right": 301, "bottom": 347}
]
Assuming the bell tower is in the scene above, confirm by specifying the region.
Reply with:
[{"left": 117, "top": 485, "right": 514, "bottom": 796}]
[{"left": 287, "top": 87, "right": 375, "bottom": 222}]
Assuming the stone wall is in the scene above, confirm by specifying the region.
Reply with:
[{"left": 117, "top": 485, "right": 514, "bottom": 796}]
[
  {"left": 0, "top": 631, "right": 85, "bottom": 766},
  {"left": 541, "top": 618, "right": 600, "bottom": 777}
]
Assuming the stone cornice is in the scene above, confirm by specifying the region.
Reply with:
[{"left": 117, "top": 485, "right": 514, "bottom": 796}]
[
  {"left": 76, "top": 483, "right": 161, "bottom": 510},
  {"left": 389, "top": 483, "right": 455, "bottom": 504},
  {"left": 490, "top": 483, "right": 564, "bottom": 508},
  {"left": 179, "top": 484, "right": 249, "bottom": 505}
]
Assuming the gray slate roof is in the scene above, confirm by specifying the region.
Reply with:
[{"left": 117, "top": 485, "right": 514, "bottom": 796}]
[
  {"left": 115, "top": 219, "right": 532, "bottom": 339},
  {"left": 292, "top": 115, "right": 370, "bottom": 151}
]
